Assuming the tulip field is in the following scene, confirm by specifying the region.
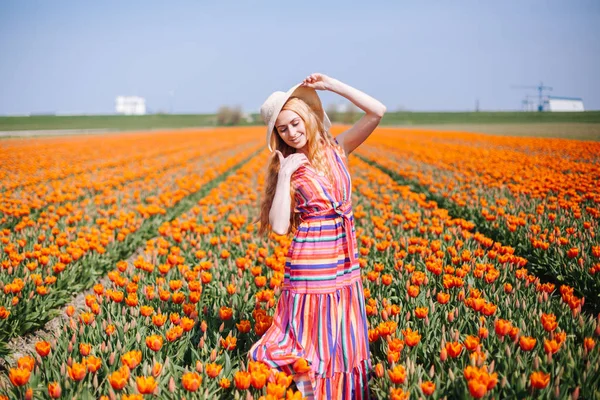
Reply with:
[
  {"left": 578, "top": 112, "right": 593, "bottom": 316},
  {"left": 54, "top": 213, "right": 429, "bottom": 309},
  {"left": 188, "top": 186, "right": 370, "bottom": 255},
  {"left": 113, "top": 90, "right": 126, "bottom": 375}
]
[{"left": 0, "top": 126, "right": 599, "bottom": 399}]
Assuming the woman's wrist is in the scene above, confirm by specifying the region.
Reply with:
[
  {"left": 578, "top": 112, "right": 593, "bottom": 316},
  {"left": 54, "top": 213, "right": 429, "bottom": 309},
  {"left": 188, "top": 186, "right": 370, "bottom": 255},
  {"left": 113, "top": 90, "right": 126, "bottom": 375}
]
[{"left": 326, "top": 77, "right": 343, "bottom": 93}]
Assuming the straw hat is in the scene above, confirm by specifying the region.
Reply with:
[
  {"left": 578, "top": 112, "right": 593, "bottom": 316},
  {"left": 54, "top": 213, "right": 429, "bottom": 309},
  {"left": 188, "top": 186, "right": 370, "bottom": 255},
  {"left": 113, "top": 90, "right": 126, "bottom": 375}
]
[{"left": 260, "top": 83, "right": 332, "bottom": 152}]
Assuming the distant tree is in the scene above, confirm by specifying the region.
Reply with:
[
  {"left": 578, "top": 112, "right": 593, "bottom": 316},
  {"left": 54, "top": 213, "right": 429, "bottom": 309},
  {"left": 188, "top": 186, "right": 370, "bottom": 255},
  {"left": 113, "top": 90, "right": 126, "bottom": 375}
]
[
  {"left": 216, "top": 106, "right": 232, "bottom": 125},
  {"left": 326, "top": 103, "right": 341, "bottom": 123},
  {"left": 342, "top": 103, "right": 361, "bottom": 124},
  {"left": 216, "top": 105, "right": 243, "bottom": 126},
  {"left": 229, "top": 105, "right": 243, "bottom": 125}
]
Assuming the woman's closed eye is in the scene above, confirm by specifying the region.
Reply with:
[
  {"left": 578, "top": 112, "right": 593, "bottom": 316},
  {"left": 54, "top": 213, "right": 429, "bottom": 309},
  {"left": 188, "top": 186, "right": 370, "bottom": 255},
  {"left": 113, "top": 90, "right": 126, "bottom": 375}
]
[{"left": 280, "top": 123, "right": 298, "bottom": 133}]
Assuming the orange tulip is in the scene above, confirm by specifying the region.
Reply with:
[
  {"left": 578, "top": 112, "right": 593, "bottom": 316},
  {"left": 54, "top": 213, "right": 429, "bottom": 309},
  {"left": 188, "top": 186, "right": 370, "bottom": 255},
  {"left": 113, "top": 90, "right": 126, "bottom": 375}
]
[
  {"left": 251, "top": 370, "right": 268, "bottom": 389},
  {"left": 421, "top": 381, "right": 435, "bottom": 396},
  {"left": 79, "top": 343, "right": 92, "bottom": 356},
  {"left": 136, "top": 376, "right": 157, "bottom": 394},
  {"left": 494, "top": 319, "right": 511, "bottom": 336},
  {"left": 47, "top": 382, "right": 62, "bottom": 398},
  {"left": 9, "top": 368, "right": 31, "bottom": 387},
  {"left": 388, "top": 364, "right": 406, "bottom": 384},
  {"left": 17, "top": 356, "right": 35, "bottom": 371},
  {"left": 219, "top": 306, "right": 233, "bottom": 320},
  {"left": 152, "top": 313, "right": 167, "bottom": 327},
  {"left": 35, "top": 341, "right": 51, "bottom": 357},
  {"left": 236, "top": 320, "right": 251, "bottom": 333},
  {"left": 68, "top": 362, "right": 87, "bottom": 381},
  {"left": 402, "top": 328, "right": 421, "bottom": 347},
  {"left": 374, "top": 363, "right": 384, "bottom": 378},
  {"left": 541, "top": 313, "right": 558, "bottom": 332},
  {"left": 234, "top": 371, "right": 251, "bottom": 390},
  {"left": 140, "top": 305, "right": 154, "bottom": 317},
  {"left": 121, "top": 350, "right": 142, "bottom": 369},
  {"left": 414, "top": 307, "right": 428, "bottom": 319},
  {"left": 544, "top": 339, "right": 560, "bottom": 354},
  {"left": 436, "top": 292, "right": 450, "bottom": 304},
  {"left": 468, "top": 379, "right": 487, "bottom": 398},
  {"left": 206, "top": 363, "right": 223, "bottom": 378},
  {"left": 182, "top": 371, "right": 202, "bottom": 392},
  {"left": 181, "top": 317, "right": 195, "bottom": 332},
  {"left": 407, "top": 285, "right": 420, "bottom": 297},
  {"left": 463, "top": 335, "right": 480, "bottom": 352},
  {"left": 519, "top": 336, "right": 536, "bottom": 352},
  {"left": 293, "top": 358, "right": 311, "bottom": 374},
  {"left": 105, "top": 324, "right": 116, "bottom": 336},
  {"left": 85, "top": 355, "right": 102, "bottom": 373},
  {"left": 445, "top": 341, "right": 463, "bottom": 358},
  {"left": 220, "top": 335, "right": 237, "bottom": 351},
  {"left": 109, "top": 369, "right": 128, "bottom": 390},
  {"left": 530, "top": 371, "right": 550, "bottom": 389},
  {"left": 584, "top": 337, "right": 595, "bottom": 352},
  {"left": 145, "top": 335, "right": 163, "bottom": 352}
]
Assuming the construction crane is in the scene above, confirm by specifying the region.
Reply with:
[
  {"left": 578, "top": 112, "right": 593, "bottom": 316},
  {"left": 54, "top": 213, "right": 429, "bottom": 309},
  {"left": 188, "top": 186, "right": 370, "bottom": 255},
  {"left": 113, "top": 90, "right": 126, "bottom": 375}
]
[{"left": 511, "top": 82, "right": 553, "bottom": 112}]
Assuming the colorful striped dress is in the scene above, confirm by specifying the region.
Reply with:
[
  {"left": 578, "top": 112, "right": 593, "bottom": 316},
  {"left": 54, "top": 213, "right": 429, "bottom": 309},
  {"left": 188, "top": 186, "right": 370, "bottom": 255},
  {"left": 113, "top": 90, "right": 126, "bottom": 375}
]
[{"left": 249, "top": 138, "right": 371, "bottom": 399}]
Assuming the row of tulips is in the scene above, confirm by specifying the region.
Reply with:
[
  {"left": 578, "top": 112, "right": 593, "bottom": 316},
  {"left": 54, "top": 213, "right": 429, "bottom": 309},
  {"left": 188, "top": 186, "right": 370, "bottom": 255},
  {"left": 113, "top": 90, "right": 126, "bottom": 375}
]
[
  {"left": 3, "top": 136, "right": 599, "bottom": 398},
  {"left": 353, "top": 127, "right": 600, "bottom": 310},
  {"left": 1, "top": 134, "right": 237, "bottom": 229},
  {"left": 0, "top": 128, "right": 264, "bottom": 347},
  {"left": 0, "top": 129, "right": 225, "bottom": 193}
]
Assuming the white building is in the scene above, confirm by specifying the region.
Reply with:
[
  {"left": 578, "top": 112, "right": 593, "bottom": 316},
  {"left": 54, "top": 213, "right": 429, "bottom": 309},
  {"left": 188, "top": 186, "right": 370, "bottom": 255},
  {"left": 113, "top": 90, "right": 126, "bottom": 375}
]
[
  {"left": 115, "top": 96, "right": 146, "bottom": 115},
  {"left": 544, "top": 96, "right": 584, "bottom": 112}
]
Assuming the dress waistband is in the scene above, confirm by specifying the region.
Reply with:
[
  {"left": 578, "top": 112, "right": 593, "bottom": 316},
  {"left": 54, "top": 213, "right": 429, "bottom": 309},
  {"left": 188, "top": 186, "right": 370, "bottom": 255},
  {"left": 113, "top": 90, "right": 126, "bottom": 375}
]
[{"left": 299, "top": 202, "right": 358, "bottom": 266}]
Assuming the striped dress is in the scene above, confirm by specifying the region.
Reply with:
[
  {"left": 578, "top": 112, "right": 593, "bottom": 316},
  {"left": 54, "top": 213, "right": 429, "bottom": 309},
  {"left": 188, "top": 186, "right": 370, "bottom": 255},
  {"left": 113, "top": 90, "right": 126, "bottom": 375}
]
[{"left": 249, "top": 138, "right": 371, "bottom": 399}]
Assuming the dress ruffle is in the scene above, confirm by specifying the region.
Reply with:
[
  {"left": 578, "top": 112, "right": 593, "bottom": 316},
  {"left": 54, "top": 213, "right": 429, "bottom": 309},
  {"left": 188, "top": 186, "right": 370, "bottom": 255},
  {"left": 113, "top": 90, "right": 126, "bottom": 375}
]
[{"left": 249, "top": 280, "right": 372, "bottom": 399}]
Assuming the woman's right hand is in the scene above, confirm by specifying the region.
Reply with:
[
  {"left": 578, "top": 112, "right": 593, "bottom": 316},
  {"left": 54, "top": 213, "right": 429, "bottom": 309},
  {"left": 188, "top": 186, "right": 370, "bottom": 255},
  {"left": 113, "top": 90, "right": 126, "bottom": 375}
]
[{"left": 275, "top": 150, "right": 308, "bottom": 178}]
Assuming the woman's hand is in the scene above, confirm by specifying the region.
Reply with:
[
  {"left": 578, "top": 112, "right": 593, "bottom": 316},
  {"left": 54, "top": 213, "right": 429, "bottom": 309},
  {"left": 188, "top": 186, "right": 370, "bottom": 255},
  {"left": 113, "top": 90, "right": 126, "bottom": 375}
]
[
  {"left": 275, "top": 150, "right": 308, "bottom": 178},
  {"left": 300, "top": 73, "right": 334, "bottom": 91}
]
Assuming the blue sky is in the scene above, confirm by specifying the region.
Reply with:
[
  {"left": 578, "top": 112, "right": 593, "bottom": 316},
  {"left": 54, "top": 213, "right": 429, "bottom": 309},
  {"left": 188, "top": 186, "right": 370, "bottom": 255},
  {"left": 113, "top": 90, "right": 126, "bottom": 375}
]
[{"left": 1, "top": 0, "right": 599, "bottom": 115}]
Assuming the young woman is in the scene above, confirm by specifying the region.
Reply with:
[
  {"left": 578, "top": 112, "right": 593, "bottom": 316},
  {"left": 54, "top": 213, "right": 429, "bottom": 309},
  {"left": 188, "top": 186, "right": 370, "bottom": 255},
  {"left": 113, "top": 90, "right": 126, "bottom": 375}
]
[{"left": 250, "top": 73, "right": 386, "bottom": 399}]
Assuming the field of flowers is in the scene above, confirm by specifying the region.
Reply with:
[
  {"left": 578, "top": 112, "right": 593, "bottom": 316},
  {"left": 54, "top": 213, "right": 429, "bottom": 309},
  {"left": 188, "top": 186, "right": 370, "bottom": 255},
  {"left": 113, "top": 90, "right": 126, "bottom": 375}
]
[{"left": 1, "top": 126, "right": 599, "bottom": 399}]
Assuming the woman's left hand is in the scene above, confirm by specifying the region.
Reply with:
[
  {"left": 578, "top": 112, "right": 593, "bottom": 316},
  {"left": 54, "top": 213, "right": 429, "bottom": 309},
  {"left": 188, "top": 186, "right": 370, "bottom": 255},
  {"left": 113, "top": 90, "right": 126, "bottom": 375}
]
[{"left": 300, "top": 73, "right": 333, "bottom": 91}]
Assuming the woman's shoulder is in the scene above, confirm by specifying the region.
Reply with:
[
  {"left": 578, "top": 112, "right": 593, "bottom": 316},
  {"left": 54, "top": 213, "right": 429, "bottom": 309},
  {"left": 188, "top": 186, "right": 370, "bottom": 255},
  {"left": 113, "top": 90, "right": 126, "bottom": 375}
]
[{"left": 290, "top": 164, "right": 310, "bottom": 188}]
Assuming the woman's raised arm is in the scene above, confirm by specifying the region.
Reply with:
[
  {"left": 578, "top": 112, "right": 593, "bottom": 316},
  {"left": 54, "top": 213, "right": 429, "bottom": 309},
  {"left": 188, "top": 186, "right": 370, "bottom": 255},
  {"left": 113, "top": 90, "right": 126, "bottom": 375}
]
[{"left": 301, "top": 73, "right": 387, "bottom": 155}]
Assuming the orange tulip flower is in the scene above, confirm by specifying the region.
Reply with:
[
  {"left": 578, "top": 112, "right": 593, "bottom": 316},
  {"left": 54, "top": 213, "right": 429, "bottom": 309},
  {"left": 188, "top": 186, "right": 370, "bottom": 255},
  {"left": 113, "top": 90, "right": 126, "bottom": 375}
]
[
  {"left": 234, "top": 371, "right": 252, "bottom": 390},
  {"left": 145, "top": 335, "right": 163, "bottom": 352},
  {"left": 136, "top": 376, "right": 157, "bottom": 394},
  {"left": 47, "top": 382, "right": 61, "bottom": 398},
  {"left": 68, "top": 362, "right": 87, "bottom": 381},
  {"left": 530, "top": 371, "right": 550, "bottom": 389},
  {"left": 236, "top": 320, "right": 251, "bottom": 333},
  {"left": 35, "top": 341, "right": 51, "bottom": 357},
  {"left": 9, "top": 367, "right": 31, "bottom": 387},
  {"left": 445, "top": 341, "right": 463, "bottom": 358},
  {"left": 387, "top": 364, "right": 406, "bottom": 384},
  {"left": 109, "top": 369, "right": 128, "bottom": 390},
  {"left": 421, "top": 381, "right": 435, "bottom": 396},
  {"left": 293, "top": 358, "right": 311, "bottom": 374},
  {"left": 121, "top": 350, "right": 142, "bottom": 370},
  {"left": 519, "top": 336, "right": 536, "bottom": 352},
  {"left": 219, "top": 306, "right": 233, "bottom": 320},
  {"left": 206, "top": 363, "right": 223, "bottom": 378},
  {"left": 402, "top": 328, "right": 421, "bottom": 347},
  {"left": 85, "top": 355, "right": 102, "bottom": 373},
  {"left": 182, "top": 371, "right": 202, "bottom": 392}
]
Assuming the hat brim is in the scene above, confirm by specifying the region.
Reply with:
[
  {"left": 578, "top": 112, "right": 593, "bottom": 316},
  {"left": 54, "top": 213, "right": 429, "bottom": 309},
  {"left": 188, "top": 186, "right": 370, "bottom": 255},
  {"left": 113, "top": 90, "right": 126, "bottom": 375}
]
[{"left": 266, "top": 83, "right": 332, "bottom": 152}]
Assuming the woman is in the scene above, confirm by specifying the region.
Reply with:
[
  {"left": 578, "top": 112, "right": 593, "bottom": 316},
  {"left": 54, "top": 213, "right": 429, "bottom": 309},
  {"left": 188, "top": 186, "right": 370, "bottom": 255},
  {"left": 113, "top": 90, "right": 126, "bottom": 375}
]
[{"left": 250, "top": 73, "right": 386, "bottom": 399}]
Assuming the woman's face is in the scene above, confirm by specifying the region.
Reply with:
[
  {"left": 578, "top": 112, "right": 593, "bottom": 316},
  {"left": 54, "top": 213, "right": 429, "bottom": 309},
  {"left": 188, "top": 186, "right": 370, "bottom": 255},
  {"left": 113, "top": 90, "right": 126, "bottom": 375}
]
[{"left": 275, "top": 110, "right": 308, "bottom": 151}]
